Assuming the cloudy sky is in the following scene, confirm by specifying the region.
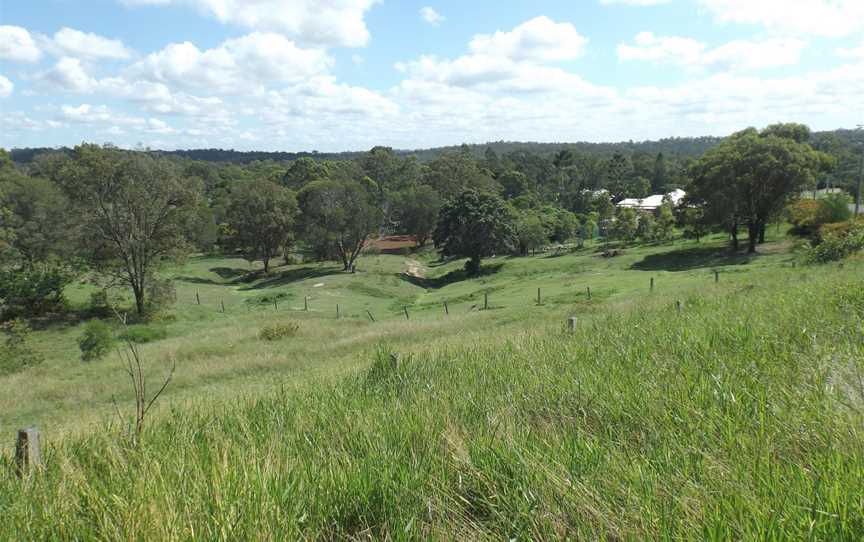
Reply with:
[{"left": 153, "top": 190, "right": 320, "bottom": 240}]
[{"left": 1, "top": 0, "right": 863, "bottom": 151}]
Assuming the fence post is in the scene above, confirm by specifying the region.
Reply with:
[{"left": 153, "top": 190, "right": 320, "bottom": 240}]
[
  {"left": 537, "top": 288, "right": 541, "bottom": 306},
  {"left": 484, "top": 293, "right": 489, "bottom": 310},
  {"left": 676, "top": 300, "right": 683, "bottom": 314},
  {"left": 650, "top": 277, "right": 655, "bottom": 292},
  {"left": 403, "top": 306, "right": 410, "bottom": 321},
  {"left": 714, "top": 270, "right": 719, "bottom": 283},
  {"left": 336, "top": 304, "right": 340, "bottom": 319},
  {"left": 15, "top": 427, "right": 42, "bottom": 477},
  {"left": 196, "top": 291, "right": 200, "bottom": 305},
  {"left": 444, "top": 300, "right": 449, "bottom": 315},
  {"left": 366, "top": 310, "right": 376, "bottom": 322},
  {"left": 568, "top": 317, "right": 577, "bottom": 333},
  {"left": 221, "top": 299, "right": 225, "bottom": 313},
  {"left": 587, "top": 286, "right": 591, "bottom": 300},
  {"left": 304, "top": 296, "right": 308, "bottom": 311},
  {"left": 274, "top": 299, "right": 278, "bottom": 312}
]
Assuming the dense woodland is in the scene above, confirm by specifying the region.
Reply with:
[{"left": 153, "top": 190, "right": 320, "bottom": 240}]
[{"left": 1, "top": 124, "right": 862, "bottom": 324}]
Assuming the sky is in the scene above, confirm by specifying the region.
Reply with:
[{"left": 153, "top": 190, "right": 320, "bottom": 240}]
[{"left": 0, "top": 0, "right": 863, "bottom": 152}]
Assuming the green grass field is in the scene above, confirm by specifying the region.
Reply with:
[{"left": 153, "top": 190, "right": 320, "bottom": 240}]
[{"left": 2, "top": 230, "right": 863, "bottom": 539}]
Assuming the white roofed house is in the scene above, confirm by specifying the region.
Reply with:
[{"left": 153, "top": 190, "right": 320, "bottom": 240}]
[{"left": 617, "top": 189, "right": 686, "bottom": 212}]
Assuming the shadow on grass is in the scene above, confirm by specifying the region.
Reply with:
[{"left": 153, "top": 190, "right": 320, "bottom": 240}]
[
  {"left": 241, "top": 265, "right": 343, "bottom": 290},
  {"left": 400, "top": 262, "right": 504, "bottom": 289},
  {"left": 630, "top": 245, "right": 755, "bottom": 271}
]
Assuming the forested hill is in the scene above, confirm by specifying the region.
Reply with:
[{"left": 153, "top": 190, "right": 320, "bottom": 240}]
[{"left": 9, "top": 128, "right": 861, "bottom": 166}]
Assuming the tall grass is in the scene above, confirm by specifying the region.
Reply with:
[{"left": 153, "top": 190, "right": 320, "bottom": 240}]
[{"left": 1, "top": 268, "right": 863, "bottom": 540}]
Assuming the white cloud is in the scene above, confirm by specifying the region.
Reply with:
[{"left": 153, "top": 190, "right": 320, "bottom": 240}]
[
  {"left": 60, "top": 103, "right": 177, "bottom": 134},
  {"left": 699, "top": 0, "right": 864, "bottom": 37},
  {"left": 36, "top": 57, "right": 98, "bottom": 93},
  {"left": 0, "top": 75, "right": 13, "bottom": 98},
  {"left": 618, "top": 32, "right": 807, "bottom": 71},
  {"left": 420, "top": 7, "right": 445, "bottom": 26},
  {"left": 130, "top": 32, "right": 332, "bottom": 93},
  {"left": 469, "top": 16, "right": 588, "bottom": 62},
  {"left": 836, "top": 40, "right": 864, "bottom": 59},
  {"left": 0, "top": 25, "right": 42, "bottom": 63},
  {"left": 120, "top": 0, "right": 379, "bottom": 48},
  {"left": 48, "top": 27, "right": 132, "bottom": 60}
]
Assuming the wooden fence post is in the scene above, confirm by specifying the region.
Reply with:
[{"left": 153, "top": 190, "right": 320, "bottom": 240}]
[
  {"left": 15, "top": 427, "right": 42, "bottom": 476},
  {"left": 714, "top": 270, "right": 719, "bottom": 283},
  {"left": 537, "top": 288, "right": 541, "bottom": 306},
  {"left": 403, "top": 306, "right": 410, "bottom": 321},
  {"left": 568, "top": 317, "right": 577, "bottom": 333},
  {"left": 304, "top": 296, "right": 308, "bottom": 311},
  {"left": 196, "top": 291, "right": 200, "bottom": 305},
  {"left": 274, "top": 299, "right": 278, "bottom": 312},
  {"left": 366, "top": 310, "right": 376, "bottom": 322},
  {"left": 484, "top": 293, "right": 489, "bottom": 310},
  {"left": 336, "top": 304, "right": 340, "bottom": 319},
  {"left": 221, "top": 299, "right": 225, "bottom": 313},
  {"left": 444, "top": 301, "right": 449, "bottom": 315},
  {"left": 650, "top": 277, "right": 655, "bottom": 292},
  {"left": 676, "top": 300, "right": 683, "bottom": 314},
  {"left": 587, "top": 286, "right": 591, "bottom": 300}
]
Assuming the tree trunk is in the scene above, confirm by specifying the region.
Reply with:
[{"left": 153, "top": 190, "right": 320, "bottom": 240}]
[
  {"left": 730, "top": 225, "right": 738, "bottom": 251},
  {"left": 133, "top": 285, "right": 145, "bottom": 317},
  {"left": 466, "top": 255, "right": 481, "bottom": 276},
  {"left": 747, "top": 222, "right": 759, "bottom": 254},
  {"left": 758, "top": 223, "right": 766, "bottom": 244}
]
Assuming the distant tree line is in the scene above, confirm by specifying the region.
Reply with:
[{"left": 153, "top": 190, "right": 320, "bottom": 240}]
[{"left": 1, "top": 123, "right": 857, "bottom": 323}]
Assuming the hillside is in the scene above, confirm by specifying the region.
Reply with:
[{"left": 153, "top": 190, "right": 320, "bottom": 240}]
[{"left": 2, "top": 233, "right": 863, "bottom": 539}]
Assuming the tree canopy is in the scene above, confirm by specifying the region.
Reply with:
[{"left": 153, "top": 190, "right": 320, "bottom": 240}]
[{"left": 433, "top": 189, "right": 515, "bottom": 275}]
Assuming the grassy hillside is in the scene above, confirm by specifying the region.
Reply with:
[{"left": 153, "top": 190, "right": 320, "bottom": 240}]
[
  {"left": 2, "top": 233, "right": 862, "bottom": 539},
  {"left": 1, "top": 232, "right": 794, "bottom": 439}
]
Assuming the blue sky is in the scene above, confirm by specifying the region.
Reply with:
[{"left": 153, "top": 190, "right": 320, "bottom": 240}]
[{"left": 1, "top": 0, "right": 863, "bottom": 151}]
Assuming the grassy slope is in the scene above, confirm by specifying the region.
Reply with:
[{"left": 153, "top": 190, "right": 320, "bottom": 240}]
[
  {"left": 3, "top": 231, "right": 863, "bottom": 539},
  {"left": 1, "top": 233, "right": 793, "bottom": 439}
]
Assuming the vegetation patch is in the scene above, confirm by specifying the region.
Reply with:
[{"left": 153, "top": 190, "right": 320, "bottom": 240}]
[
  {"left": 118, "top": 323, "right": 170, "bottom": 344},
  {"left": 259, "top": 322, "right": 300, "bottom": 341}
]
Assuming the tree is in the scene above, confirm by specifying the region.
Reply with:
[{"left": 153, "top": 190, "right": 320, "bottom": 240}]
[
  {"left": 224, "top": 179, "right": 298, "bottom": 273},
  {"left": 514, "top": 211, "right": 546, "bottom": 255},
  {"left": 433, "top": 189, "right": 515, "bottom": 275},
  {"left": 281, "top": 157, "right": 330, "bottom": 190},
  {"left": 654, "top": 202, "right": 676, "bottom": 242},
  {"left": 652, "top": 152, "right": 668, "bottom": 193},
  {"left": 393, "top": 185, "right": 442, "bottom": 247},
  {"left": 59, "top": 145, "right": 200, "bottom": 317},
  {"left": 688, "top": 124, "right": 828, "bottom": 253},
  {"left": 497, "top": 171, "right": 530, "bottom": 199},
  {"left": 610, "top": 206, "right": 638, "bottom": 244},
  {"left": 297, "top": 179, "right": 381, "bottom": 271},
  {"left": 423, "top": 151, "right": 496, "bottom": 200}
]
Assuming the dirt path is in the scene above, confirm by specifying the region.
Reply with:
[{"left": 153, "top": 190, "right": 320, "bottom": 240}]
[{"left": 405, "top": 258, "right": 426, "bottom": 279}]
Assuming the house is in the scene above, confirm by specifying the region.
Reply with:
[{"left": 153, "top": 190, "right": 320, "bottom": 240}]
[{"left": 617, "top": 189, "right": 686, "bottom": 211}]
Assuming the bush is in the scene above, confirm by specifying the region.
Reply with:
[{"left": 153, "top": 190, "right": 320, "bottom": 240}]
[
  {"left": 143, "top": 277, "right": 177, "bottom": 320},
  {"left": 78, "top": 320, "right": 114, "bottom": 362},
  {"left": 807, "top": 220, "right": 864, "bottom": 263},
  {"left": 118, "top": 324, "right": 168, "bottom": 344},
  {"left": 259, "top": 322, "right": 300, "bottom": 341},
  {"left": 0, "top": 319, "right": 41, "bottom": 375},
  {"left": 0, "top": 262, "right": 73, "bottom": 320}
]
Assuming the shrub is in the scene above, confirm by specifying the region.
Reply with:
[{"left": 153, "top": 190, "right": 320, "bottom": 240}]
[
  {"left": 88, "top": 290, "right": 111, "bottom": 318},
  {"left": 787, "top": 199, "right": 823, "bottom": 233},
  {"left": 0, "top": 262, "right": 73, "bottom": 320},
  {"left": 259, "top": 322, "right": 299, "bottom": 341},
  {"left": 78, "top": 320, "right": 114, "bottom": 362},
  {"left": 143, "top": 277, "right": 177, "bottom": 320},
  {"left": 118, "top": 324, "right": 169, "bottom": 344},
  {"left": 807, "top": 220, "right": 864, "bottom": 263},
  {"left": 0, "top": 319, "right": 41, "bottom": 375}
]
